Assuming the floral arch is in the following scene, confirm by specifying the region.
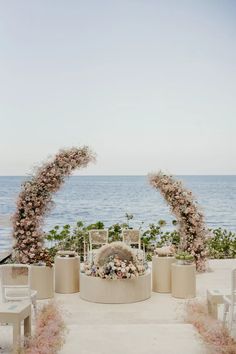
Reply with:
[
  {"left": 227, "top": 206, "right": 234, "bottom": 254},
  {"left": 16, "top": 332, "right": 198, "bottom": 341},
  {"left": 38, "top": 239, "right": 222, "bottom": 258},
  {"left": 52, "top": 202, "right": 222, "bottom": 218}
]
[
  {"left": 12, "top": 149, "right": 208, "bottom": 271},
  {"left": 149, "top": 172, "right": 209, "bottom": 272},
  {"left": 12, "top": 146, "right": 95, "bottom": 265}
]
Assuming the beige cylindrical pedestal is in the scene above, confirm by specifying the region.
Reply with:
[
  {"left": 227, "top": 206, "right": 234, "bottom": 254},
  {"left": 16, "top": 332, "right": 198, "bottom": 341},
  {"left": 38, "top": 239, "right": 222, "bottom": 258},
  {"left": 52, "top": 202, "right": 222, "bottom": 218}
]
[
  {"left": 171, "top": 263, "right": 196, "bottom": 299},
  {"left": 30, "top": 265, "right": 54, "bottom": 299},
  {"left": 152, "top": 256, "right": 175, "bottom": 293},
  {"left": 55, "top": 255, "right": 80, "bottom": 294},
  {"left": 80, "top": 271, "right": 151, "bottom": 304}
]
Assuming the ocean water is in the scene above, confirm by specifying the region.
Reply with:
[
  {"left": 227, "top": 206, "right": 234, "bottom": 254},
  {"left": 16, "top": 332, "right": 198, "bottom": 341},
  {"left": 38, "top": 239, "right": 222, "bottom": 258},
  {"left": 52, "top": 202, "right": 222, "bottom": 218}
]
[{"left": 0, "top": 175, "right": 236, "bottom": 252}]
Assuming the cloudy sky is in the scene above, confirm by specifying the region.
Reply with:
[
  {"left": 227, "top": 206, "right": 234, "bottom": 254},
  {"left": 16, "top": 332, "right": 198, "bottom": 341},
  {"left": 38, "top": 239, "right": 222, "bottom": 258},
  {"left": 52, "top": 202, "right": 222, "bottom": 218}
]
[{"left": 0, "top": 0, "right": 235, "bottom": 175}]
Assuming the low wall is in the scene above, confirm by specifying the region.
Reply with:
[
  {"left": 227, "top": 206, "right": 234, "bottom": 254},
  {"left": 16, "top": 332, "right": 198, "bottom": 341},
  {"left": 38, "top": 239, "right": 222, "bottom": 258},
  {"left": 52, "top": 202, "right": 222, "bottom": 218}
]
[{"left": 80, "top": 270, "right": 151, "bottom": 304}]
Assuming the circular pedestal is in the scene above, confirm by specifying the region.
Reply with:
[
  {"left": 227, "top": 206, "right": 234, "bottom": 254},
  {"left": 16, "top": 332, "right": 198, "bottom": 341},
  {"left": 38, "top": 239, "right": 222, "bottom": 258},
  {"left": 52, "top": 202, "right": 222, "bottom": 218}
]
[
  {"left": 30, "top": 265, "right": 54, "bottom": 299},
  {"left": 152, "top": 256, "right": 175, "bottom": 293},
  {"left": 80, "top": 271, "right": 151, "bottom": 304},
  {"left": 55, "top": 255, "right": 80, "bottom": 294},
  {"left": 171, "top": 264, "right": 196, "bottom": 299}
]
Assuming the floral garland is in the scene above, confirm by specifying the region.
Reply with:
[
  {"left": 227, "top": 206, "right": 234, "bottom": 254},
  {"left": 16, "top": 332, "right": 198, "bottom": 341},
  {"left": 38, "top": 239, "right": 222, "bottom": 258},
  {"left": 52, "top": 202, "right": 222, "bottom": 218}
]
[
  {"left": 12, "top": 146, "right": 95, "bottom": 266},
  {"left": 149, "top": 172, "right": 208, "bottom": 272},
  {"left": 84, "top": 241, "right": 146, "bottom": 279},
  {"left": 185, "top": 300, "right": 236, "bottom": 354},
  {"left": 24, "top": 302, "right": 66, "bottom": 354}
]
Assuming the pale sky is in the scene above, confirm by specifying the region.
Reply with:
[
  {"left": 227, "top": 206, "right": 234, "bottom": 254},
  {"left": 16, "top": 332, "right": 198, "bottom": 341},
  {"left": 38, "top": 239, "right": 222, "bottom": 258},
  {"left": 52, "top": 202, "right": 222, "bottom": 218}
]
[{"left": 0, "top": 0, "right": 235, "bottom": 175}]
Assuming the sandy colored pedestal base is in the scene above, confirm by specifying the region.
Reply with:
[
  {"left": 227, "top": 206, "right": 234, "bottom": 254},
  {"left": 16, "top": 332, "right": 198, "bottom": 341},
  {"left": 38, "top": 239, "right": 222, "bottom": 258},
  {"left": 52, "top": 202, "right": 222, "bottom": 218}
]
[
  {"left": 55, "top": 256, "right": 80, "bottom": 293},
  {"left": 30, "top": 265, "right": 54, "bottom": 299},
  {"left": 171, "top": 264, "right": 196, "bottom": 299},
  {"left": 152, "top": 256, "right": 175, "bottom": 293},
  {"left": 80, "top": 271, "right": 151, "bottom": 304}
]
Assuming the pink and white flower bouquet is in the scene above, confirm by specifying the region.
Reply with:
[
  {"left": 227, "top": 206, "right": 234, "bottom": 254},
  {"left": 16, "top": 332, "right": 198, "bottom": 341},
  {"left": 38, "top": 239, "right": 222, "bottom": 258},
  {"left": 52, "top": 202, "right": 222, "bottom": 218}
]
[
  {"left": 84, "top": 255, "right": 145, "bottom": 279},
  {"left": 84, "top": 242, "right": 146, "bottom": 279}
]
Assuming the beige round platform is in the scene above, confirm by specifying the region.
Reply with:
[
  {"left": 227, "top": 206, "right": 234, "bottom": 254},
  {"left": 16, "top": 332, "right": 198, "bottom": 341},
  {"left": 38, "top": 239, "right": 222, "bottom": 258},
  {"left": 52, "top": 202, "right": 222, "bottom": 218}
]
[
  {"left": 152, "top": 256, "right": 175, "bottom": 293},
  {"left": 30, "top": 265, "right": 54, "bottom": 299},
  {"left": 80, "top": 271, "right": 151, "bottom": 304},
  {"left": 171, "top": 263, "right": 196, "bottom": 299},
  {"left": 55, "top": 255, "right": 80, "bottom": 294}
]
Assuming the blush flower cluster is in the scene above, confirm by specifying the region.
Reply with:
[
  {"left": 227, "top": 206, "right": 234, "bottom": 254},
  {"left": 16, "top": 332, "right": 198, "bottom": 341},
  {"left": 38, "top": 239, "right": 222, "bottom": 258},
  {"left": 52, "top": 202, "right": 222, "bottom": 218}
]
[
  {"left": 185, "top": 300, "right": 236, "bottom": 354},
  {"left": 84, "top": 241, "right": 146, "bottom": 279},
  {"left": 84, "top": 255, "right": 145, "bottom": 279},
  {"left": 149, "top": 172, "right": 209, "bottom": 272},
  {"left": 12, "top": 146, "right": 95, "bottom": 266},
  {"left": 24, "top": 302, "right": 66, "bottom": 354}
]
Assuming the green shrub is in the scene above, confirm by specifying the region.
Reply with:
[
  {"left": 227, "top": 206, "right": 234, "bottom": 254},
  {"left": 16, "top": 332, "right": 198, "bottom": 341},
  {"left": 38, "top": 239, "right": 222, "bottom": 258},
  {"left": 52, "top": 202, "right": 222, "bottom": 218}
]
[
  {"left": 45, "top": 218, "right": 236, "bottom": 262},
  {"left": 207, "top": 228, "right": 236, "bottom": 259}
]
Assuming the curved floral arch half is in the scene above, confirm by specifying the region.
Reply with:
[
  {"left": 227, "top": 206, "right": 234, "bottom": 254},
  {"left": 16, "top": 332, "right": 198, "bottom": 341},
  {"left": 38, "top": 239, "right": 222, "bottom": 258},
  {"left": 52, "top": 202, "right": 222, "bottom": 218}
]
[
  {"left": 149, "top": 172, "right": 209, "bottom": 272},
  {"left": 12, "top": 146, "right": 95, "bottom": 265}
]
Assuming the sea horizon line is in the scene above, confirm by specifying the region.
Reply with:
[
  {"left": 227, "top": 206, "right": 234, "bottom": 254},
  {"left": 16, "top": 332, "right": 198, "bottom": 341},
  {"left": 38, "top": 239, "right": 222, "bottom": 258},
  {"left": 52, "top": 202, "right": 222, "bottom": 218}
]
[{"left": 0, "top": 174, "right": 236, "bottom": 177}]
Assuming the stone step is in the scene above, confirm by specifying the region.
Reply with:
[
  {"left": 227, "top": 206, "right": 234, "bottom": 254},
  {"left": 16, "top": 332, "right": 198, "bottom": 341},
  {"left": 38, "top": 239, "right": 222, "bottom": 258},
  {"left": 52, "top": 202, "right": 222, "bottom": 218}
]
[
  {"left": 60, "top": 324, "right": 207, "bottom": 354},
  {"left": 64, "top": 311, "right": 184, "bottom": 325}
]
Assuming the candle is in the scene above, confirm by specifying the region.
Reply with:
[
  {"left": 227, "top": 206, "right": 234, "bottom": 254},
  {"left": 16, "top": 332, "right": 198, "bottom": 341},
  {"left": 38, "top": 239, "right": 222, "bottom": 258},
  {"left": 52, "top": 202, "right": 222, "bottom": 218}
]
[
  {"left": 83, "top": 241, "right": 86, "bottom": 261},
  {"left": 87, "top": 243, "right": 90, "bottom": 262}
]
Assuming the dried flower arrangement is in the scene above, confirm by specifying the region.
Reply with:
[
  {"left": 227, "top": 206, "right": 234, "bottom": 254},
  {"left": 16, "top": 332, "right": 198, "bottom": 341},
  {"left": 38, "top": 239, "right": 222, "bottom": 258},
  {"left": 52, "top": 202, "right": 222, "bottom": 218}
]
[
  {"left": 94, "top": 241, "right": 136, "bottom": 266},
  {"left": 12, "top": 146, "right": 95, "bottom": 266},
  {"left": 84, "top": 241, "right": 146, "bottom": 279},
  {"left": 149, "top": 172, "right": 209, "bottom": 272},
  {"left": 24, "top": 302, "right": 66, "bottom": 354},
  {"left": 185, "top": 300, "right": 236, "bottom": 354},
  {"left": 154, "top": 245, "right": 175, "bottom": 257}
]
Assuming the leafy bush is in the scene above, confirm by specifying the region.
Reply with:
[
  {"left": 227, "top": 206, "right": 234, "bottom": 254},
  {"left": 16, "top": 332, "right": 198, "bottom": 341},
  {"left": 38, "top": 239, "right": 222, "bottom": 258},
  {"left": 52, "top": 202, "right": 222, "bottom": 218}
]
[
  {"left": 46, "top": 221, "right": 104, "bottom": 261},
  {"left": 45, "top": 217, "right": 236, "bottom": 263},
  {"left": 207, "top": 228, "right": 236, "bottom": 259}
]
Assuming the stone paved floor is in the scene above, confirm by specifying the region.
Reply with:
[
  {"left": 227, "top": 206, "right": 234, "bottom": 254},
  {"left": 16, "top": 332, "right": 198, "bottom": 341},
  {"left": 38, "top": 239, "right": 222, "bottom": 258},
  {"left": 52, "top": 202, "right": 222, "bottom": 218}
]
[{"left": 0, "top": 259, "right": 236, "bottom": 354}]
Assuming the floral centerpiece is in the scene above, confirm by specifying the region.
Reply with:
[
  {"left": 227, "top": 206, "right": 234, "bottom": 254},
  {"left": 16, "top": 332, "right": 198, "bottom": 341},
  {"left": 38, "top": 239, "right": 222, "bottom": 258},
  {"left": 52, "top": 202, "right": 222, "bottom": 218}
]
[
  {"left": 84, "top": 241, "right": 146, "bottom": 280},
  {"left": 154, "top": 245, "right": 175, "bottom": 257}
]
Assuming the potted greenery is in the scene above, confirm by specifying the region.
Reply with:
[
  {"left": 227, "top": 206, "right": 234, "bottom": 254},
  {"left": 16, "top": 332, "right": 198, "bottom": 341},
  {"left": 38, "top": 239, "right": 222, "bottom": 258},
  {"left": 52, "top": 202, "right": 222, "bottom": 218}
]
[{"left": 175, "top": 251, "right": 194, "bottom": 265}]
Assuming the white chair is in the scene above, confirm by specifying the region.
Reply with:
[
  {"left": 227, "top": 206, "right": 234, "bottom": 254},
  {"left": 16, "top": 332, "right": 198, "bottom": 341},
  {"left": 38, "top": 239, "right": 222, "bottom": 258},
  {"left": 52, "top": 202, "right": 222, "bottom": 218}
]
[
  {"left": 87, "top": 230, "right": 109, "bottom": 263},
  {"left": 0, "top": 264, "right": 37, "bottom": 316},
  {"left": 122, "top": 229, "right": 141, "bottom": 249},
  {"left": 223, "top": 268, "right": 236, "bottom": 330},
  {"left": 89, "top": 230, "right": 108, "bottom": 252}
]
